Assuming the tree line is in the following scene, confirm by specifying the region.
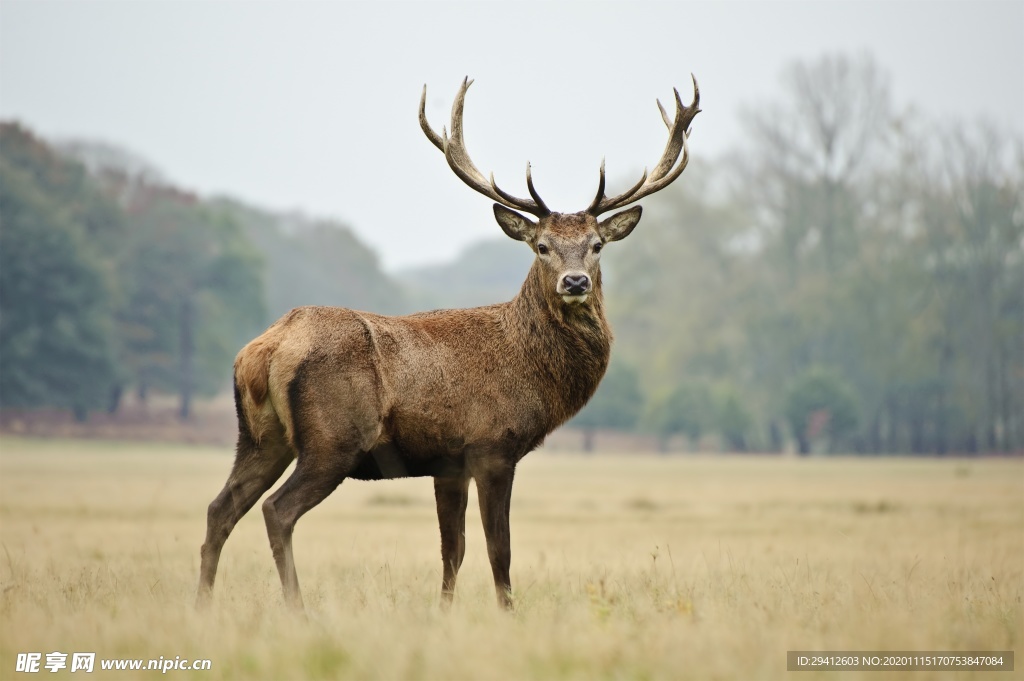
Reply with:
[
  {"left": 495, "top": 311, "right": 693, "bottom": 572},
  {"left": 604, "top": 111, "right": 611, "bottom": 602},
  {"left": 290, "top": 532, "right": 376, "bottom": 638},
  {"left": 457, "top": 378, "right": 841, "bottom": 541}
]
[
  {"left": 2, "top": 53, "right": 1021, "bottom": 454},
  {"left": 575, "top": 54, "right": 1022, "bottom": 455}
]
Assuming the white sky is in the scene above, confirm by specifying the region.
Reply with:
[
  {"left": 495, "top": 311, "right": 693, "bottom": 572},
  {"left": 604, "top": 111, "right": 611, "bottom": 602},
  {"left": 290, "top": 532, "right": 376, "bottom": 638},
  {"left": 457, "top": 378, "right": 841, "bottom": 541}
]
[{"left": 2, "top": 1, "right": 1021, "bottom": 271}]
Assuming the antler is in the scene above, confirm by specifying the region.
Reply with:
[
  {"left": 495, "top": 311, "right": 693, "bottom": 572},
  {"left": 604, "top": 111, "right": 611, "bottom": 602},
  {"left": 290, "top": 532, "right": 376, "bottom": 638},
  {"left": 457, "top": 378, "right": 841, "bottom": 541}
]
[
  {"left": 586, "top": 75, "right": 701, "bottom": 216},
  {"left": 420, "top": 77, "right": 551, "bottom": 218}
]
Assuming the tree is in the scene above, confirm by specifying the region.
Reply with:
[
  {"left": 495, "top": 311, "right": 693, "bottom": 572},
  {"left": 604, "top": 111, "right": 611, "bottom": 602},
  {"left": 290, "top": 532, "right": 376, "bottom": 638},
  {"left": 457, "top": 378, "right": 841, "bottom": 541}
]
[
  {"left": 784, "top": 368, "right": 859, "bottom": 455},
  {"left": 606, "top": 161, "right": 748, "bottom": 390},
  {"left": 571, "top": 360, "right": 642, "bottom": 452},
  {"left": 736, "top": 53, "right": 892, "bottom": 274},
  {"left": 731, "top": 54, "right": 920, "bottom": 453},
  {"left": 216, "top": 199, "right": 412, "bottom": 319},
  {"left": 905, "top": 121, "right": 1024, "bottom": 452},
  {"left": 43, "top": 149, "right": 269, "bottom": 420},
  {"left": 0, "top": 125, "right": 120, "bottom": 417},
  {"left": 107, "top": 181, "right": 265, "bottom": 418},
  {"left": 714, "top": 386, "right": 754, "bottom": 452},
  {"left": 644, "top": 382, "right": 714, "bottom": 452}
]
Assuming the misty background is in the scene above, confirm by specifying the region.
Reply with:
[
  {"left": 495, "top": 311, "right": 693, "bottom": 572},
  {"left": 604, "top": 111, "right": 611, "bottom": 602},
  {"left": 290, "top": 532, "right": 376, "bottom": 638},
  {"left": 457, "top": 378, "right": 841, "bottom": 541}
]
[{"left": 1, "top": 1, "right": 1021, "bottom": 454}]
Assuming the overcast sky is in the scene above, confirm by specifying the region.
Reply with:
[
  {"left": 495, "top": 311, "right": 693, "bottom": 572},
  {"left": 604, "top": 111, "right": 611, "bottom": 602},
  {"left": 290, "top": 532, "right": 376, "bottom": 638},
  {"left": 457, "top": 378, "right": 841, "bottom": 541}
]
[{"left": 2, "top": 1, "right": 1021, "bottom": 271}]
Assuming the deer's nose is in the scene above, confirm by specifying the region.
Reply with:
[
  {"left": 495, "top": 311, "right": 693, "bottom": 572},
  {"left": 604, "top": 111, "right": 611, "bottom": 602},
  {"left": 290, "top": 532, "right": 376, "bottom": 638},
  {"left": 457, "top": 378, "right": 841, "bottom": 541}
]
[{"left": 561, "top": 273, "right": 591, "bottom": 296}]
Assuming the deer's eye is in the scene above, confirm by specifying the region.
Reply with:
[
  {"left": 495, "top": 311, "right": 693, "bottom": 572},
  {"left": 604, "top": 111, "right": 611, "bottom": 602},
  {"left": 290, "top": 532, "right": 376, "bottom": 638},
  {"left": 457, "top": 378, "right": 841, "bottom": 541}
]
[
  {"left": 537, "top": 243, "right": 549, "bottom": 255},
  {"left": 593, "top": 242, "right": 603, "bottom": 254}
]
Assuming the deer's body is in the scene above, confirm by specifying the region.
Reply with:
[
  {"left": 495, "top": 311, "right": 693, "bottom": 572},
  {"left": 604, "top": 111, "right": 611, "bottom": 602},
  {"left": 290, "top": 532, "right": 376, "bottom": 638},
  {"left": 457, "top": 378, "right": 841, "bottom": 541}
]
[
  {"left": 197, "top": 77, "right": 699, "bottom": 610},
  {"left": 237, "top": 258, "right": 610, "bottom": 481}
]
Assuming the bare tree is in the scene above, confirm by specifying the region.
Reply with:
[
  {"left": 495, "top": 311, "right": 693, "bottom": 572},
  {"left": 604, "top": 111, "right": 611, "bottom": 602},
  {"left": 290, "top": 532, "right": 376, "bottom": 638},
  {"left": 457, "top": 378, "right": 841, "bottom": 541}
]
[
  {"left": 914, "top": 120, "right": 1024, "bottom": 452},
  {"left": 736, "top": 53, "right": 893, "bottom": 271}
]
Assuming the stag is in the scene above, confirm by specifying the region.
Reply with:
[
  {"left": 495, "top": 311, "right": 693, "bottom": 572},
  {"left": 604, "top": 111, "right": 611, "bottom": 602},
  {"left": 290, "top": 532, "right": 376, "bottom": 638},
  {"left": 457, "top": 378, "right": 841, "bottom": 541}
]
[{"left": 197, "top": 76, "right": 700, "bottom": 610}]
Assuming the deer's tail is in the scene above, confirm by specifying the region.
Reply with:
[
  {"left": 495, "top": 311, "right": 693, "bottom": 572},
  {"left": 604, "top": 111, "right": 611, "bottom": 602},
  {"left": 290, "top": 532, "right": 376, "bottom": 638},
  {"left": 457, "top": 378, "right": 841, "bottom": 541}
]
[{"left": 233, "top": 335, "right": 279, "bottom": 446}]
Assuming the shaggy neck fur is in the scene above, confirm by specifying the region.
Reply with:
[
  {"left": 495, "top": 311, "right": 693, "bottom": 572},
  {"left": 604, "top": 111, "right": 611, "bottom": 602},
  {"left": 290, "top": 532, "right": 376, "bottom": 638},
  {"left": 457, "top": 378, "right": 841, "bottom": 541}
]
[{"left": 503, "top": 259, "right": 612, "bottom": 429}]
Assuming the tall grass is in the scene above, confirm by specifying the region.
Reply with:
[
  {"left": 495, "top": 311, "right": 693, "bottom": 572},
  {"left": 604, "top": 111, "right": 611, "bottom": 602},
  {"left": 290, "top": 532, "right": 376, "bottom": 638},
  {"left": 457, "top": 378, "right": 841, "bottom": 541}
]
[{"left": 1, "top": 437, "right": 1020, "bottom": 679}]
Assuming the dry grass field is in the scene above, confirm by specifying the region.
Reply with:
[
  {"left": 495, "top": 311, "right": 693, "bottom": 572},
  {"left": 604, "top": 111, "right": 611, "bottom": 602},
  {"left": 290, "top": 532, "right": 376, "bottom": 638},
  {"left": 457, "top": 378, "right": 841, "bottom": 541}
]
[{"left": 0, "top": 436, "right": 1020, "bottom": 680}]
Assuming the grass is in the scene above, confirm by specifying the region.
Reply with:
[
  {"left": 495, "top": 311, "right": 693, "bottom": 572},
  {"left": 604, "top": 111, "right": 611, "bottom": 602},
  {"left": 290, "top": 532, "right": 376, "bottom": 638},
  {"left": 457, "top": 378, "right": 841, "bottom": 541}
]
[{"left": 0, "top": 436, "right": 1021, "bottom": 680}]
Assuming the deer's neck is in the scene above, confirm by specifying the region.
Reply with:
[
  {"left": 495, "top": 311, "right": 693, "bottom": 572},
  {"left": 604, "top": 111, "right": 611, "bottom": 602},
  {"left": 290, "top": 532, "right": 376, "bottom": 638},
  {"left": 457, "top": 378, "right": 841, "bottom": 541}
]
[{"left": 504, "top": 260, "right": 613, "bottom": 427}]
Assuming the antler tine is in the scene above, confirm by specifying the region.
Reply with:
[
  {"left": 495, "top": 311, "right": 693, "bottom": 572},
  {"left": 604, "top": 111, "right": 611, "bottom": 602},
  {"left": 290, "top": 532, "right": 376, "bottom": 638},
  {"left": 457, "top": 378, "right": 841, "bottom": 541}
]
[
  {"left": 488, "top": 162, "right": 550, "bottom": 215},
  {"left": 647, "top": 87, "right": 688, "bottom": 183},
  {"left": 657, "top": 99, "right": 671, "bottom": 129},
  {"left": 588, "top": 164, "right": 650, "bottom": 215},
  {"left": 525, "top": 162, "right": 550, "bottom": 214},
  {"left": 419, "top": 85, "right": 445, "bottom": 152},
  {"left": 422, "top": 77, "right": 550, "bottom": 218},
  {"left": 585, "top": 158, "right": 607, "bottom": 214},
  {"left": 588, "top": 74, "right": 701, "bottom": 216}
]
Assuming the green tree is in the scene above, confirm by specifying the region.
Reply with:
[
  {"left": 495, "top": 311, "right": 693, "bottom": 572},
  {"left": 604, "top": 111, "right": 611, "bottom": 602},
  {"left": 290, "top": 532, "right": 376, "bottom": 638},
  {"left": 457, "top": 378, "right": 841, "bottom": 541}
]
[
  {"left": 732, "top": 54, "right": 896, "bottom": 447},
  {"left": 108, "top": 181, "right": 264, "bottom": 418},
  {"left": 606, "top": 161, "right": 748, "bottom": 391},
  {"left": 0, "top": 125, "right": 120, "bottom": 416},
  {"left": 571, "top": 359, "right": 642, "bottom": 452},
  {"left": 784, "top": 368, "right": 859, "bottom": 454},
  {"left": 644, "top": 382, "right": 714, "bottom": 452},
  {"left": 714, "top": 386, "right": 754, "bottom": 452}
]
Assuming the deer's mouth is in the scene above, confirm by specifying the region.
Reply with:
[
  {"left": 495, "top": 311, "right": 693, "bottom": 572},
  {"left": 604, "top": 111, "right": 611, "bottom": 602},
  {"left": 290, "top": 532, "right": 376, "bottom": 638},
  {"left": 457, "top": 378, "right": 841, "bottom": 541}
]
[{"left": 560, "top": 294, "right": 589, "bottom": 305}]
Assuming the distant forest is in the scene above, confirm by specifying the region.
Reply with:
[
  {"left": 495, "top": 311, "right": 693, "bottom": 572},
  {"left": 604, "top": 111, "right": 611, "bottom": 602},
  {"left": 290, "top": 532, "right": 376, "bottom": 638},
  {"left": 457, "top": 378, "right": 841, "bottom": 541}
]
[
  {"left": 2, "top": 54, "right": 1021, "bottom": 454},
  {"left": 0, "top": 122, "right": 412, "bottom": 422}
]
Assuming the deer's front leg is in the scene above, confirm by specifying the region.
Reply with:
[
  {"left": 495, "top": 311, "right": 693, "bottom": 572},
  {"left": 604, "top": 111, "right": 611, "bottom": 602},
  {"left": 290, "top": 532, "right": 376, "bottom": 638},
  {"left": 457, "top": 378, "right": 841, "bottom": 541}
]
[
  {"left": 434, "top": 475, "right": 470, "bottom": 607},
  {"left": 473, "top": 461, "right": 516, "bottom": 610}
]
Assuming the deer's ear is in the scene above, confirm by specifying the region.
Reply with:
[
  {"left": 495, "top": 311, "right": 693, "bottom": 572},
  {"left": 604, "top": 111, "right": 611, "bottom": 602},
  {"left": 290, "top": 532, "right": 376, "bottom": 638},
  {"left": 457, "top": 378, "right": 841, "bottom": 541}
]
[
  {"left": 493, "top": 204, "right": 537, "bottom": 242},
  {"left": 597, "top": 206, "right": 642, "bottom": 242}
]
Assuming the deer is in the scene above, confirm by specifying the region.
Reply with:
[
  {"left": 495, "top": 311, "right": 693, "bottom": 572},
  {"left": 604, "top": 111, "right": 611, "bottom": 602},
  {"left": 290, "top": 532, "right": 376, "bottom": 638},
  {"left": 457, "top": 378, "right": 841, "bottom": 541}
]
[{"left": 196, "top": 76, "right": 700, "bottom": 611}]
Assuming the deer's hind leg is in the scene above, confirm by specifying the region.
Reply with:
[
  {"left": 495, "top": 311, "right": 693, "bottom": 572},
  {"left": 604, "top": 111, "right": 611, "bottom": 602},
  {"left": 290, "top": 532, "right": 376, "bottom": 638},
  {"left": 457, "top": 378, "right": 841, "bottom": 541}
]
[
  {"left": 261, "top": 366, "right": 381, "bottom": 610},
  {"left": 261, "top": 452, "right": 354, "bottom": 610},
  {"left": 197, "top": 424, "right": 294, "bottom": 607}
]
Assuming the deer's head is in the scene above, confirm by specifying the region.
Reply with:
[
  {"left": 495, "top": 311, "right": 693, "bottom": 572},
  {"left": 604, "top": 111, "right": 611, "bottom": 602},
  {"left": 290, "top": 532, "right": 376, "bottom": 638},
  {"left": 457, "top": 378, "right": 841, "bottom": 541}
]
[{"left": 420, "top": 77, "right": 700, "bottom": 306}]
